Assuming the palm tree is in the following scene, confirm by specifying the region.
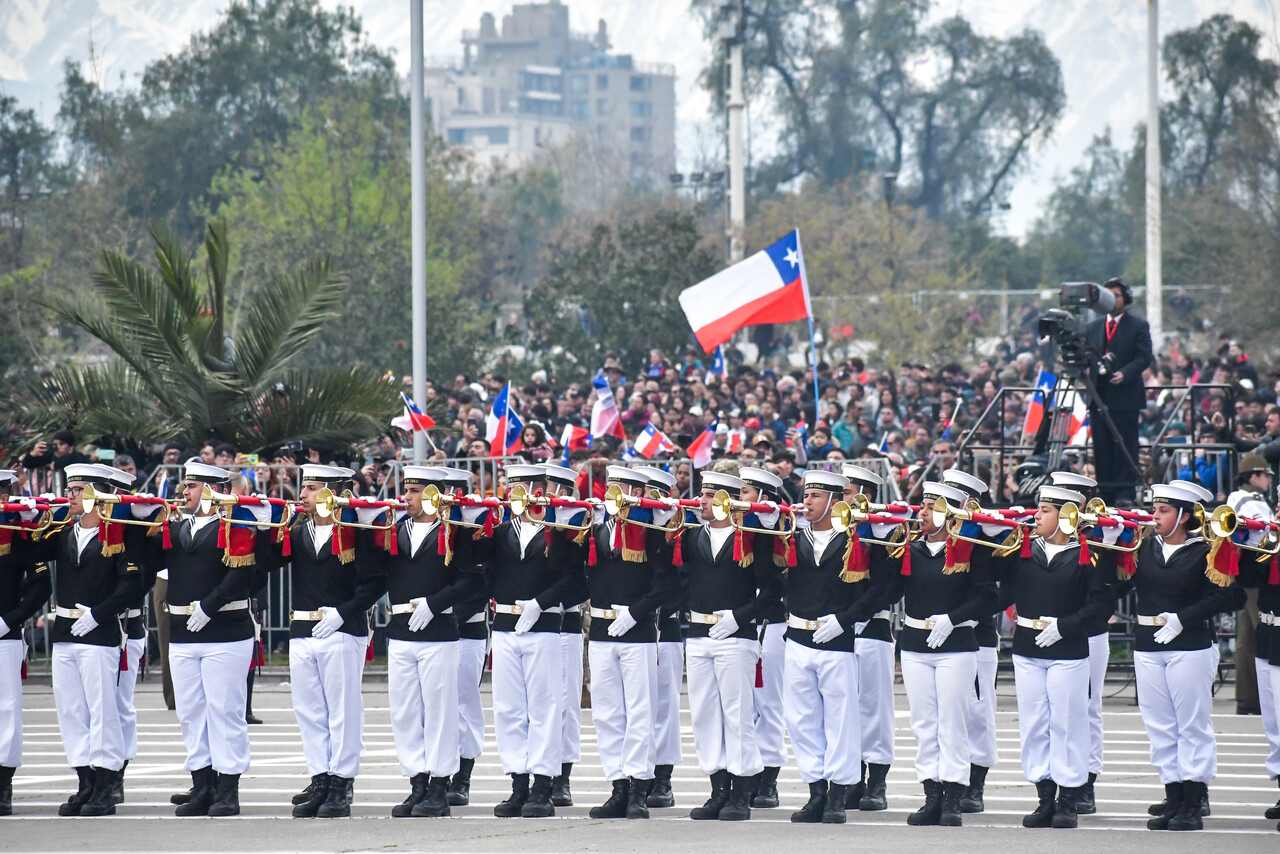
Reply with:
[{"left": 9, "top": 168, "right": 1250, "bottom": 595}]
[{"left": 8, "top": 219, "right": 398, "bottom": 452}]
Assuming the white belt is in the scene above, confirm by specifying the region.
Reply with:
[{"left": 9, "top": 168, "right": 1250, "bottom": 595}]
[
  {"left": 589, "top": 607, "right": 620, "bottom": 620},
  {"left": 124, "top": 609, "right": 143, "bottom": 619},
  {"left": 689, "top": 610, "right": 721, "bottom": 625},
  {"left": 493, "top": 602, "right": 562, "bottom": 616},
  {"left": 787, "top": 615, "right": 821, "bottom": 631},
  {"left": 389, "top": 603, "right": 453, "bottom": 616},
  {"left": 1015, "top": 615, "right": 1056, "bottom": 631},
  {"left": 903, "top": 615, "right": 979, "bottom": 630},
  {"left": 168, "top": 600, "right": 249, "bottom": 616},
  {"left": 290, "top": 608, "right": 333, "bottom": 622},
  {"left": 53, "top": 606, "right": 86, "bottom": 620},
  {"left": 1262, "top": 612, "right": 1276, "bottom": 626},
  {"left": 1136, "top": 614, "right": 1170, "bottom": 627}
]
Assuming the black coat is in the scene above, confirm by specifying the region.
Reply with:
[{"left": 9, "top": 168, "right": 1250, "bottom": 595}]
[
  {"left": 677, "top": 525, "right": 781, "bottom": 641},
  {"left": 897, "top": 539, "right": 999, "bottom": 655},
  {"left": 33, "top": 523, "right": 141, "bottom": 648},
  {"left": 1, "top": 537, "right": 50, "bottom": 641},
  {"left": 1087, "top": 311, "right": 1153, "bottom": 411},
  {"left": 994, "top": 540, "right": 1113, "bottom": 660},
  {"left": 1120, "top": 537, "right": 1246, "bottom": 653}
]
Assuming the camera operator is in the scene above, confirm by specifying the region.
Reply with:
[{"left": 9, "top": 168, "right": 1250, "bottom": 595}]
[{"left": 1086, "top": 279, "right": 1152, "bottom": 503}]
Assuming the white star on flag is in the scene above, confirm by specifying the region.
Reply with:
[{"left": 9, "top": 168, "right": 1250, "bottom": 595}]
[{"left": 783, "top": 246, "right": 799, "bottom": 267}]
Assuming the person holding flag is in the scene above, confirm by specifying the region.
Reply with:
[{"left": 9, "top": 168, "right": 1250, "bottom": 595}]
[
  {"left": 591, "top": 376, "right": 628, "bottom": 445},
  {"left": 634, "top": 424, "right": 676, "bottom": 460},
  {"left": 487, "top": 383, "right": 526, "bottom": 456}
]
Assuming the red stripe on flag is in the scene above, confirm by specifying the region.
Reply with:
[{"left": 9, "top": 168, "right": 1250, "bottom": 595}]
[{"left": 692, "top": 277, "right": 809, "bottom": 352}]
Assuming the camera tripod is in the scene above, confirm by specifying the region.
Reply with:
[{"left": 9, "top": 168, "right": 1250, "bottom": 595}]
[{"left": 1033, "top": 362, "right": 1141, "bottom": 501}]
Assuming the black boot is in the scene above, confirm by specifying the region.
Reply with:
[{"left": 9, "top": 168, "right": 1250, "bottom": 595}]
[
  {"left": 907, "top": 779, "right": 942, "bottom": 826},
  {"left": 822, "top": 782, "right": 849, "bottom": 824},
  {"left": 1265, "top": 777, "right": 1280, "bottom": 820},
  {"left": 292, "top": 773, "right": 331, "bottom": 818},
  {"left": 859, "top": 762, "right": 889, "bottom": 810},
  {"left": 647, "top": 764, "right": 675, "bottom": 808},
  {"left": 292, "top": 774, "right": 325, "bottom": 806},
  {"left": 551, "top": 762, "right": 573, "bottom": 807},
  {"left": 0, "top": 765, "right": 13, "bottom": 816},
  {"left": 1147, "top": 781, "right": 1208, "bottom": 817},
  {"left": 59, "top": 767, "right": 94, "bottom": 817},
  {"left": 1199, "top": 786, "right": 1211, "bottom": 816},
  {"left": 960, "top": 764, "right": 987, "bottom": 813},
  {"left": 690, "top": 770, "right": 731, "bottom": 820},
  {"left": 590, "top": 779, "right": 630, "bottom": 819},
  {"left": 718, "top": 773, "right": 752, "bottom": 821},
  {"left": 208, "top": 773, "right": 241, "bottom": 817},
  {"left": 521, "top": 774, "right": 555, "bottom": 817},
  {"left": 447, "top": 758, "right": 474, "bottom": 807},
  {"left": 1022, "top": 779, "right": 1057, "bottom": 828},
  {"left": 494, "top": 773, "right": 530, "bottom": 817},
  {"left": 411, "top": 776, "right": 450, "bottom": 818},
  {"left": 845, "top": 761, "right": 867, "bottom": 809},
  {"left": 626, "top": 777, "right": 651, "bottom": 819},
  {"left": 175, "top": 767, "right": 216, "bottom": 817},
  {"left": 111, "top": 759, "right": 127, "bottom": 805},
  {"left": 79, "top": 767, "right": 118, "bottom": 817},
  {"left": 1051, "top": 785, "right": 1079, "bottom": 829},
  {"left": 1147, "top": 782, "right": 1183, "bottom": 830},
  {"left": 939, "top": 781, "right": 965, "bottom": 827},
  {"left": 392, "top": 773, "right": 429, "bottom": 818},
  {"left": 317, "top": 776, "right": 353, "bottom": 818},
  {"left": 1168, "top": 781, "right": 1205, "bottom": 831},
  {"left": 1076, "top": 772, "right": 1097, "bottom": 815},
  {"left": 791, "top": 780, "right": 827, "bottom": 823},
  {"left": 751, "top": 766, "right": 780, "bottom": 808}
]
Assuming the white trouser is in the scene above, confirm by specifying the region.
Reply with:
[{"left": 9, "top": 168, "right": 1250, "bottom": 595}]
[
  {"left": 289, "top": 633, "right": 366, "bottom": 778},
  {"left": 1262, "top": 662, "right": 1280, "bottom": 780},
  {"left": 753, "top": 622, "right": 787, "bottom": 767},
  {"left": 855, "top": 635, "right": 896, "bottom": 764},
  {"left": 901, "top": 651, "right": 976, "bottom": 784},
  {"left": 457, "top": 637, "right": 488, "bottom": 760},
  {"left": 52, "top": 643, "right": 125, "bottom": 770},
  {"left": 1012, "top": 655, "right": 1089, "bottom": 787},
  {"left": 491, "top": 631, "right": 563, "bottom": 777},
  {"left": 560, "top": 630, "right": 584, "bottom": 765},
  {"left": 171, "top": 639, "right": 253, "bottom": 774},
  {"left": 654, "top": 641, "right": 684, "bottom": 766},
  {"left": 0, "top": 639, "right": 24, "bottom": 767},
  {"left": 686, "top": 636, "right": 764, "bottom": 778},
  {"left": 388, "top": 639, "right": 460, "bottom": 778},
  {"left": 116, "top": 636, "right": 147, "bottom": 762},
  {"left": 1134, "top": 647, "right": 1219, "bottom": 784},
  {"left": 1087, "top": 632, "right": 1109, "bottom": 775},
  {"left": 589, "top": 641, "right": 657, "bottom": 781},
  {"left": 967, "top": 644, "right": 999, "bottom": 768},
  {"left": 783, "top": 639, "right": 860, "bottom": 785}
]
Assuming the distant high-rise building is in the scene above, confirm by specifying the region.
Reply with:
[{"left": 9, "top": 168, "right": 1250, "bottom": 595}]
[{"left": 421, "top": 1, "right": 676, "bottom": 176}]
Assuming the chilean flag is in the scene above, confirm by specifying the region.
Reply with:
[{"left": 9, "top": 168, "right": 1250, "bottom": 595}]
[
  {"left": 558, "top": 424, "right": 592, "bottom": 466},
  {"left": 486, "top": 382, "right": 524, "bottom": 455},
  {"left": 392, "top": 393, "right": 436, "bottom": 432},
  {"left": 704, "top": 346, "right": 728, "bottom": 384},
  {"left": 635, "top": 424, "right": 676, "bottom": 459},
  {"left": 590, "top": 376, "right": 627, "bottom": 442},
  {"left": 1022, "top": 370, "right": 1056, "bottom": 436},
  {"left": 687, "top": 420, "right": 718, "bottom": 469},
  {"left": 678, "top": 230, "right": 812, "bottom": 352},
  {"left": 1061, "top": 389, "right": 1090, "bottom": 446}
]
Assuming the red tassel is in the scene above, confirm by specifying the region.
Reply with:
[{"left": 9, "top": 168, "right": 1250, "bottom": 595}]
[
  {"left": 754, "top": 657, "right": 764, "bottom": 688},
  {"left": 282, "top": 530, "right": 291, "bottom": 557},
  {"left": 119, "top": 646, "right": 128, "bottom": 672},
  {"left": 544, "top": 526, "right": 553, "bottom": 553},
  {"left": 588, "top": 529, "right": 598, "bottom": 565},
  {"left": 217, "top": 517, "right": 227, "bottom": 549},
  {"left": 1019, "top": 528, "right": 1032, "bottom": 558},
  {"left": 613, "top": 518, "right": 624, "bottom": 551},
  {"left": 1119, "top": 550, "right": 1137, "bottom": 578},
  {"left": 786, "top": 537, "right": 796, "bottom": 568},
  {"left": 733, "top": 527, "right": 744, "bottom": 562},
  {"left": 1078, "top": 532, "right": 1091, "bottom": 565},
  {"left": 482, "top": 512, "right": 495, "bottom": 538},
  {"left": 388, "top": 526, "right": 398, "bottom": 555},
  {"left": 162, "top": 515, "right": 172, "bottom": 550},
  {"left": 331, "top": 525, "right": 341, "bottom": 556},
  {"left": 901, "top": 543, "right": 911, "bottom": 576},
  {"left": 366, "top": 636, "right": 375, "bottom": 662},
  {"left": 671, "top": 532, "right": 683, "bottom": 567},
  {"left": 1270, "top": 554, "right": 1279, "bottom": 586},
  {"left": 20, "top": 657, "right": 27, "bottom": 681},
  {"left": 438, "top": 524, "right": 448, "bottom": 555}
]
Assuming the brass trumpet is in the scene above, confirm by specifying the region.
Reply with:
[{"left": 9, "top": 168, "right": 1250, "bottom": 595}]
[
  {"left": 1232, "top": 513, "right": 1280, "bottom": 559},
  {"left": 81, "top": 484, "right": 182, "bottom": 526},
  {"left": 1194, "top": 504, "right": 1238, "bottom": 540},
  {"left": 0, "top": 500, "right": 57, "bottom": 534},
  {"left": 1058, "top": 501, "right": 1149, "bottom": 553},
  {"left": 931, "top": 496, "right": 1033, "bottom": 551},
  {"left": 829, "top": 500, "right": 913, "bottom": 546},
  {"left": 709, "top": 489, "right": 797, "bottom": 537},
  {"left": 507, "top": 484, "right": 594, "bottom": 533},
  {"left": 196, "top": 485, "right": 301, "bottom": 528},
  {"left": 421, "top": 485, "right": 505, "bottom": 528},
  {"left": 313, "top": 487, "right": 400, "bottom": 530},
  {"left": 602, "top": 485, "right": 687, "bottom": 533}
]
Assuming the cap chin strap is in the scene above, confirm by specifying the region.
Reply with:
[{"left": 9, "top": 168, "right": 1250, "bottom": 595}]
[{"left": 1174, "top": 508, "right": 1184, "bottom": 531}]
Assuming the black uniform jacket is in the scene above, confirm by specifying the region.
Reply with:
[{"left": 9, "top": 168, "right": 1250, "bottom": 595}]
[
  {"left": 898, "top": 538, "right": 999, "bottom": 655},
  {"left": 1120, "top": 536, "right": 1246, "bottom": 653}
]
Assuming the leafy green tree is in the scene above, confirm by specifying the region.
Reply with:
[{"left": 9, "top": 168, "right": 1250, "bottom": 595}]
[{"left": 6, "top": 220, "right": 397, "bottom": 452}]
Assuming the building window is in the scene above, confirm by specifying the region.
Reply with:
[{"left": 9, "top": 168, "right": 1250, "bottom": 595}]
[
  {"left": 570, "top": 100, "right": 589, "bottom": 120},
  {"left": 597, "top": 73, "right": 609, "bottom": 90},
  {"left": 569, "top": 75, "right": 589, "bottom": 96},
  {"left": 630, "top": 75, "right": 649, "bottom": 92},
  {"left": 630, "top": 126, "right": 649, "bottom": 142},
  {"left": 447, "top": 126, "right": 511, "bottom": 146},
  {"left": 596, "top": 99, "right": 609, "bottom": 117},
  {"left": 629, "top": 101, "right": 651, "bottom": 119}
]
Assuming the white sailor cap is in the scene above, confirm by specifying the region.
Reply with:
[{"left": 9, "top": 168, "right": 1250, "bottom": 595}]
[
  {"left": 436, "top": 466, "right": 475, "bottom": 487},
  {"left": 635, "top": 466, "right": 676, "bottom": 494},
  {"left": 739, "top": 466, "right": 783, "bottom": 495},
  {"left": 803, "top": 470, "right": 849, "bottom": 494},
  {"left": 842, "top": 462, "right": 884, "bottom": 490},
  {"left": 921, "top": 481, "right": 969, "bottom": 506},
  {"left": 941, "top": 468, "right": 988, "bottom": 497},
  {"left": 1038, "top": 485, "right": 1085, "bottom": 507},
  {"left": 65, "top": 463, "right": 118, "bottom": 486},
  {"left": 299, "top": 464, "right": 354, "bottom": 485},
  {"left": 0, "top": 469, "right": 19, "bottom": 486},
  {"left": 1049, "top": 471, "right": 1097, "bottom": 490},
  {"left": 1153, "top": 481, "right": 1207, "bottom": 508},
  {"left": 541, "top": 464, "right": 578, "bottom": 490},
  {"left": 106, "top": 467, "right": 136, "bottom": 490},
  {"left": 401, "top": 465, "right": 444, "bottom": 486},
  {"left": 1169, "top": 479, "right": 1214, "bottom": 504},
  {"left": 606, "top": 465, "right": 648, "bottom": 488},
  {"left": 700, "top": 471, "right": 745, "bottom": 497},
  {"left": 504, "top": 464, "right": 545, "bottom": 484},
  {"left": 182, "top": 461, "right": 231, "bottom": 485}
]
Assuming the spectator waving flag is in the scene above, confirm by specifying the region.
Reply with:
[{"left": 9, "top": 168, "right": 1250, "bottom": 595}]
[
  {"left": 878, "top": 431, "right": 890, "bottom": 454},
  {"left": 704, "top": 346, "right": 728, "bottom": 384},
  {"left": 558, "top": 424, "right": 592, "bottom": 466},
  {"left": 590, "top": 376, "right": 627, "bottom": 442},
  {"left": 1022, "top": 370, "right": 1057, "bottom": 436},
  {"left": 678, "top": 230, "right": 812, "bottom": 352},
  {"left": 939, "top": 399, "right": 960, "bottom": 440},
  {"left": 391, "top": 393, "right": 436, "bottom": 432},
  {"left": 486, "top": 382, "right": 525, "bottom": 455},
  {"left": 634, "top": 423, "right": 676, "bottom": 459},
  {"left": 687, "top": 420, "right": 718, "bottom": 469}
]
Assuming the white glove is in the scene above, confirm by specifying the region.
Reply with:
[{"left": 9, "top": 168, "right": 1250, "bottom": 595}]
[
  {"left": 312, "top": 606, "right": 344, "bottom": 638},
  {"left": 15, "top": 496, "right": 40, "bottom": 521},
  {"left": 853, "top": 620, "right": 869, "bottom": 635},
  {"left": 1153, "top": 612, "right": 1184, "bottom": 645},
  {"left": 755, "top": 504, "right": 780, "bottom": 530},
  {"left": 1034, "top": 616, "right": 1063, "bottom": 648},
  {"left": 0, "top": 616, "right": 9, "bottom": 636},
  {"left": 708, "top": 609, "right": 740, "bottom": 640},
  {"left": 129, "top": 493, "right": 158, "bottom": 520},
  {"left": 1099, "top": 522, "right": 1123, "bottom": 545},
  {"left": 651, "top": 506, "right": 676, "bottom": 528},
  {"left": 925, "top": 613, "right": 954, "bottom": 649},
  {"left": 70, "top": 604, "right": 98, "bottom": 637},
  {"left": 514, "top": 599, "right": 542, "bottom": 635},
  {"left": 812, "top": 614, "right": 845, "bottom": 644},
  {"left": 593, "top": 506, "right": 607, "bottom": 526},
  {"left": 979, "top": 521, "right": 1010, "bottom": 537},
  {"left": 606, "top": 604, "right": 638, "bottom": 637},
  {"left": 186, "top": 601, "right": 211, "bottom": 633},
  {"left": 407, "top": 597, "right": 434, "bottom": 633}
]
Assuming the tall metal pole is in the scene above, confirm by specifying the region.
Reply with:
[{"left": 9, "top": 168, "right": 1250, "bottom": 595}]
[
  {"left": 409, "top": 0, "right": 428, "bottom": 461},
  {"left": 1146, "top": 0, "right": 1163, "bottom": 346},
  {"left": 727, "top": 39, "right": 746, "bottom": 264}
]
